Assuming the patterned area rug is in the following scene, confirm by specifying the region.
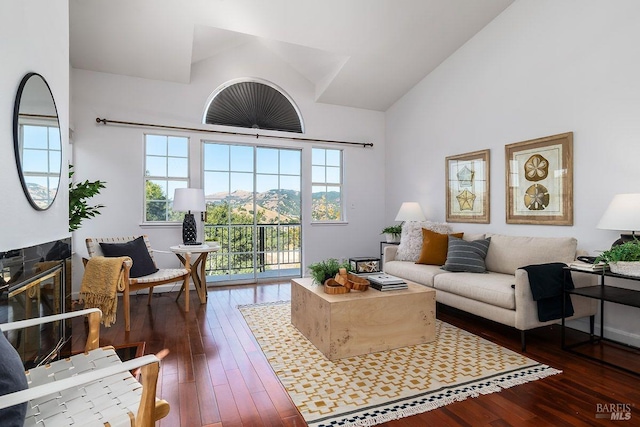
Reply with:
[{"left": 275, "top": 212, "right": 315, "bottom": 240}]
[{"left": 239, "top": 301, "right": 560, "bottom": 427}]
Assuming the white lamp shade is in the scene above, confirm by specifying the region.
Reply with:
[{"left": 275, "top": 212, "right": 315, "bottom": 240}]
[
  {"left": 394, "top": 202, "right": 426, "bottom": 222},
  {"left": 597, "top": 193, "right": 640, "bottom": 231},
  {"left": 173, "top": 188, "right": 206, "bottom": 212}
]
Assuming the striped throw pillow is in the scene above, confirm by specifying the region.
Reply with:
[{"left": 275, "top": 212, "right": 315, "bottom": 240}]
[{"left": 442, "top": 236, "right": 491, "bottom": 273}]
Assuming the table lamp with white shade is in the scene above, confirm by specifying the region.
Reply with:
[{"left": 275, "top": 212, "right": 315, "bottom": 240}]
[
  {"left": 173, "top": 188, "right": 206, "bottom": 245},
  {"left": 395, "top": 202, "right": 426, "bottom": 223},
  {"left": 597, "top": 193, "right": 640, "bottom": 247}
]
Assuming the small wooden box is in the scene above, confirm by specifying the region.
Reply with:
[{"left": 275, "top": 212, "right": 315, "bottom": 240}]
[{"left": 349, "top": 257, "right": 380, "bottom": 273}]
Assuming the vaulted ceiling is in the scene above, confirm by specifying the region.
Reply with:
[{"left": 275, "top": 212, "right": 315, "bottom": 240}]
[{"left": 69, "top": 0, "right": 513, "bottom": 112}]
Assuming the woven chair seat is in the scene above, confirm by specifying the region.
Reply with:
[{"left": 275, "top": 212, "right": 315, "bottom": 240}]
[
  {"left": 131, "top": 268, "right": 189, "bottom": 284},
  {"left": 23, "top": 347, "right": 147, "bottom": 427},
  {"left": 0, "top": 309, "right": 169, "bottom": 427}
]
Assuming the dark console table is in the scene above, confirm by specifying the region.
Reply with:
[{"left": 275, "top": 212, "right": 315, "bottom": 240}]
[{"left": 563, "top": 268, "right": 640, "bottom": 375}]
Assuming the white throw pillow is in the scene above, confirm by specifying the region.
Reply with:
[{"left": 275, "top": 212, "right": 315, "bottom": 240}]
[{"left": 395, "top": 221, "right": 452, "bottom": 262}]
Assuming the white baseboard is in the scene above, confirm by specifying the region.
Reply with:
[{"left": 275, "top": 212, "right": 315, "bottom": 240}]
[{"left": 566, "top": 317, "right": 640, "bottom": 348}]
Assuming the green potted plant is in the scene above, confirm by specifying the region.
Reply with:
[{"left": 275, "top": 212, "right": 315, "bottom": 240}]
[
  {"left": 308, "top": 258, "right": 352, "bottom": 284},
  {"left": 69, "top": 165, "right": 106, "bottom": 232},
  {"left": 596, "top": 239, "right": 640, "bottom": 277},
  {"left": 381, "top": 224, "right": 402, "bottom": 243}
]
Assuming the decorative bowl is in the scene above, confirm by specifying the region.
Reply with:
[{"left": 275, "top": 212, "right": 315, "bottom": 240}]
[
  {"left": 609, "top": 261, "right": 640, "bottom": 277},
  {"left": 323, "top": 278, "right": 350, "bottom": 294}
]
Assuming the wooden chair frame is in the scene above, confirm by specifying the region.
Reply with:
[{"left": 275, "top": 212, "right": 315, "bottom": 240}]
[
  {"left": 84, "top": 236, "right": 191, "bottom": 332},
  {"left": 0, "top": 308, "right": 169, "bottom": 427}
]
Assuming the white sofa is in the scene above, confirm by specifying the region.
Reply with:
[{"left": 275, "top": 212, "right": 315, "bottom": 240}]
[{"left": 383, "top": 231, "right": 598, "bottom": 350}]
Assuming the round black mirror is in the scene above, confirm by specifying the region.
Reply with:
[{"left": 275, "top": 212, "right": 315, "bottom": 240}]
[{"left": 13, "top": 73, "right": 62, "bottom": 210}]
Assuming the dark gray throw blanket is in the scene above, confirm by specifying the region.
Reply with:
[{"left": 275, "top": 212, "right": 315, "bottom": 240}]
[{"left": 521, "top": 262, "right": 574, "bottom": 322}]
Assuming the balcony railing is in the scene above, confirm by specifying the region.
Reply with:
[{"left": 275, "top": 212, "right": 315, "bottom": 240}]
[{"left": 203, "top": 224, "right": 301, "bottom": 280}]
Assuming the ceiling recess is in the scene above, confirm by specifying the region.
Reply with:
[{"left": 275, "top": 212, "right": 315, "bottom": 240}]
[{"left": 204, "top": 81, "right": 303, "bottom": 133}]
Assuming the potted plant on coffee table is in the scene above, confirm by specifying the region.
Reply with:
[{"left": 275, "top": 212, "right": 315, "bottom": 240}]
[
  {"left": 381, "top": 224, "right": 402, "bottom": 243},
  {"left": 596, "top": 239, "right": 640, "bottom": 277},
  {"left": 308, "top": 258, "right": 352, "bottom": 284}
]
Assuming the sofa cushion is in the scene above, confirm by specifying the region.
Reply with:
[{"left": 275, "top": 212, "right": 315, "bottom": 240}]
[
  {"left": 434, "top": 271, "right": 516, "bottom": 310},
  {"left": 484, "top": 234, "right": 577, "bottom": 275},
  {"left": 383, "top": 261, "right": 446, "bottom": 287},
  {"left": 442, "top": 236, "right": 491, "bottom": 273},
  {"left": 396, "top": 221, "right": 451, "bottom": 262},
  {"left": 416, "top": 229, "right": 464, "bottom": 265},
  {"left": 462, "top": 233, "right": 486, "bottom": 242}
]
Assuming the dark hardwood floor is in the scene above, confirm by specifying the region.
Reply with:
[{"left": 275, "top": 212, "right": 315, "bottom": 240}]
[{"left": 71, "top": 283, "right": 640, "bottom": 426}]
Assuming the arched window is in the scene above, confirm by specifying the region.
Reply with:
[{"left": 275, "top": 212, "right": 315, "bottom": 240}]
[{"left": 203, "top": 78, "right": 304, "bottom": 133}]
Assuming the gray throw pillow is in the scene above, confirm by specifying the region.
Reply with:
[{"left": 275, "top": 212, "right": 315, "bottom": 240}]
[
  {"left": 0, "top": 332, "right": 28, "bottom": 426},
  {"left": 442, "top": 236, "right": 491, "bottom": 273},
  {"left": 100, "top": 236, "right": 158, "bottom": 278}
]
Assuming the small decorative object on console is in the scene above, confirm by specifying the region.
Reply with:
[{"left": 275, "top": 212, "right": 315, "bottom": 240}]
[
  {"left": 381, "top": 225, "right": 402, "bottom": 243},
  {"left": 568, "top": 260, "right": 608, "bottom": 272},
  {"left": 608, "top": 261, "right": 640, "bottom": 277},
  {"left": 349, "top": 257, "right": 380, "bottom": 273},
  {"left": 595, "top": 239, "right": 640, "bottom": 277}
]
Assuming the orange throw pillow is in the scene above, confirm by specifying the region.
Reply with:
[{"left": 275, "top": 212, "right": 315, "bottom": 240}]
[{"left": 416, "top": 229, "right": 464, "bottom": 265}]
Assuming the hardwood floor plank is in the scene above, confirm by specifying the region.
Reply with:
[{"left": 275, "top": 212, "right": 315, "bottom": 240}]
[
  {"left": 475, "top": 390, "right": 536, "bottom": 424},
  {"left": 177, "top": 324, "right": 196, "bottom": 383},
  {"left": 225, "top": 368, "right": 265, "bottom": 426},
  {"left": 193, "top": 353, "right": 223, "bottom": 425},
  {"left": 70, "top": 282, "right": 640, "bottom": 427},
  {"left": 213, "top": 383, "right": 244, "bottom": 426},
  {"left": 159, "top": 372, "right": 181, "bottom": 427},
  {"left": 211, "top": 321, "right": 240, "bottom": 372},
  {"left": 179, "top": 381, "right": 202, "bottom": 427},
  {"left": 251, "top": 390, "right": 285, "bottom": 427},
  {"left": 245, "top": 350, "right": 299, "bottom": 419}
]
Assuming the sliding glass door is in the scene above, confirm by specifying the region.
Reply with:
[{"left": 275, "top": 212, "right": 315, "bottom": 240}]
[{"left": 202, "top": 142, "right": 301, "bottom": 283}]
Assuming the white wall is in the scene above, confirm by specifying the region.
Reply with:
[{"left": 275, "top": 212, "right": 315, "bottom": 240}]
[
  {"left": 71, "top": 40, "right": 386, "bottom": 291},
  {"left": 386, "top": 0, "right": 640, "bottom": 344},
  {"left": 0, "top": 0, "right": 69, "bottom": 251}
]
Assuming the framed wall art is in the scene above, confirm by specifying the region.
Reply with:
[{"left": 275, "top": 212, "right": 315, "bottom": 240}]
[
  {"left": 505, "top": 132, "right": 573, "bottom": 225},
  {"left": 445, "top": 149, "right": 490, "bottom": 223}
]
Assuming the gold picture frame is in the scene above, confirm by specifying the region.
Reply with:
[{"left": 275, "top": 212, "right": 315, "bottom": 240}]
[
  {"left": 505, "top": 132, "right": 573, "bottom": 225},
  {"left": 445, "top": 149, "right": 490, "bottom": 223}
]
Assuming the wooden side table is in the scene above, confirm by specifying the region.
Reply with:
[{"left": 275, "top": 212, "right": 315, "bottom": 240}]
[{"left": 170, "top": 243, "right": 220, "bottom": 304}]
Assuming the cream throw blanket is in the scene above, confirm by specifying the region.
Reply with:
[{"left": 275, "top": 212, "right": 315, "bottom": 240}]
[{"left": 80, "top": 256, "right": 130, "bottom": 327}]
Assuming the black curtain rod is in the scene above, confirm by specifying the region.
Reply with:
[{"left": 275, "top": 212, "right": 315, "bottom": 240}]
[{"left": 95, "top": 117, "right": 373, "bottom": 148}]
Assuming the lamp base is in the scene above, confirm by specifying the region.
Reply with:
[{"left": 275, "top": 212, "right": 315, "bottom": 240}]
[
  {"left": 611, "top": 233, "right": 638, "bottom": 247},
  {"left": 182, "top": 213, "right": 198, "bottom": 245}
]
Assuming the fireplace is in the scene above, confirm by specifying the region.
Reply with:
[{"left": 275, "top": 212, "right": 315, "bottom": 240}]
[{"left": 0, "top": 238, "right": 72, "bottom": 369}]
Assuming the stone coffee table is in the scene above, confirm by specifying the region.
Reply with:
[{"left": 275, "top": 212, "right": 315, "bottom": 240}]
[{"left": 291, "top": 277, "right": 436, "bottom": 360}]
